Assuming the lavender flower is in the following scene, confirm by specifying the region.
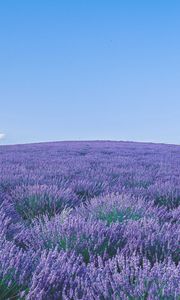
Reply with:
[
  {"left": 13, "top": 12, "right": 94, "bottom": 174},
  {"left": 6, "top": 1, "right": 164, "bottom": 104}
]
[{"left": 0, "top": 141, "right": 179, "bottom": 299}]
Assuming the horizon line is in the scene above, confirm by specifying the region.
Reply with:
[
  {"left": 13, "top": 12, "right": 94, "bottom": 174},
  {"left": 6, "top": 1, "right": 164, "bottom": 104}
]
[{"left": 1, "top": 139, "right": 180, "bottom": 147}]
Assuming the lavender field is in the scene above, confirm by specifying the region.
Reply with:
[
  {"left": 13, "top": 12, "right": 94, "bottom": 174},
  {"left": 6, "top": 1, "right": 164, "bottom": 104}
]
[{"left": 0, "top": 141, "right": 180, "bottom": 299}]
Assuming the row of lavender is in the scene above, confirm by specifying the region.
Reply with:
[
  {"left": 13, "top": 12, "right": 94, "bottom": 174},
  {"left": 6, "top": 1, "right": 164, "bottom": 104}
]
[{"left": 0, "top": 141, "right": 180, "bottom": 299}]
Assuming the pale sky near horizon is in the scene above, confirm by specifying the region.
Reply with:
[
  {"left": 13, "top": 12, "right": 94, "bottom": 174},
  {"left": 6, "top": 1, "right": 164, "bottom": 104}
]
[{"left": 0, "top": 1, "right": 180, "bottom": 145}]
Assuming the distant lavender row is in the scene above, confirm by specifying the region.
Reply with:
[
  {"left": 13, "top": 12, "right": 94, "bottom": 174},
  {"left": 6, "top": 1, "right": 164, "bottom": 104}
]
[{"left": 0, "top": 141, "right": 180, "bottom": 299}]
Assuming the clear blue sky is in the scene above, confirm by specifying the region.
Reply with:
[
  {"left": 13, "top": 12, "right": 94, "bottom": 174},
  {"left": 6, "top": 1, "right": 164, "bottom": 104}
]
[{"left": 0, "top": 0, "right": 180, "bottom": 145}]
